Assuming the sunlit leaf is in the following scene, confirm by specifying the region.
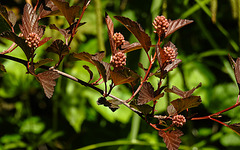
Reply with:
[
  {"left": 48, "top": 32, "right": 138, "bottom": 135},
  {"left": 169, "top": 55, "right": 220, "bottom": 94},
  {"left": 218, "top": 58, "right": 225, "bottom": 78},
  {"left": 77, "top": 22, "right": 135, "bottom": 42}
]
[
  {"left": 165, "top": 19, "right": 194, "bottom": 38},
  {"left": 37, "top": 70, "right": 60, "bottom": 99},
  {"left": 165, "top": 83, "right": 202, "bottom": 98},
  {"left": 110, "top": 67, "right": 139, "bottom": 86},
  {"left": 105, "top": 12, "right": 116, "bottom": 54},
  {"left": 46, "top": 39, "right": 69, "bottom": 57},
  {"left": 0, "top": 4, "right": 16, "bottom": 28},
  {"left": 159, "top": 129, "right": 183, "bottom": 150},
  {"left": 34, "top": 58, "right": 54, "bottom": 69},
  {"left": 38, "top": 37, "right": 52, "bottom": 47},
  {"left": 51, "top": 0, "right": 81, "bottom": 25},
  {"left": 137, "top": 82, "right": 154, "bottom": 105},
  {"left": 0, "top": 31, "right": 32, "bottom": 59},
  {"left": 228, "top": 123, "right": 240, "bottom": 136},
  {"left": 171, "top": 96, "right": 202, "bottom": 114},
  {"left": 167, "top": 105, "right": 177, "bottom": 116},
  {"left": 114, "top": 16, "right": 151, "bottom": 53}
]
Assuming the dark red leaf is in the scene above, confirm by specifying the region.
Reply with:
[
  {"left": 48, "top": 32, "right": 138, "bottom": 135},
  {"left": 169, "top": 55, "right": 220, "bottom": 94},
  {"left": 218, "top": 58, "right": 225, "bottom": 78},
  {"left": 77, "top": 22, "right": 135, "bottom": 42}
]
[
  {"left": 228, "top": 54, "right": 236, "bottom": 70},
  {"left": 37, "top": 70, "right": 60, "bottom": 99},
  {"left": 164, "top": 59, "right": 182, "bottom": 73},
  {"left": 73, "top": 52, "right": 108, "bottom": 82},
  {"left": 46, "top": 39, "right": 69, "bottom": 57},
  {"left": 110, "top": 67, "right": 140, "bottom": 86},
  {"left": 83, "top": 65, "right": 94, "bottom": 83},
  {"left": 105, "top": 12, "right": 116, "bottom": 54},
  {"left": 51, "top": 0, "right": 81, "bottom": 25},
  {"left": 234, "top": 58, "right": 240, "bottom": 89},
  {"left": 34, "top": 58, "right": 54, "bottom": 69},
  {"left": 0, "top": 4, "right": 17, "bottom": 28},
  {"left": 228, "top": 123, "right": 240, "bottom": 136},
  {"left": 167, "top": 105, "right": 177, "bottom": 116},
  {"left": 97, "top": 97, "right": 122, "bottom": 112},
  {"left": 159, "top": 129, "right": 184, "bottom": 150},
  {"left": 130, "top": 100, "right": 152, "bottom": 115},
  {"left": 114, "top": 16, "right": 151, "bottom": 53},
  {"left": 39, "top": 0, "right": 62, "bottom": 19},
  {"left": 0, "top": 31, "right": 32, "bottom": 59},
  {"left": 38, "top": 37, "right": 52, "bottom": 47},
  {"left": 165, "top": 83, "right": 202, "bottom": 98},
  {"left": 165, "top": 19, "right": 194, "bottom": 38},
  {"left": 171, "top": 96, "right": 202, "bottom": 114},
  {"left": 137, "top": 82, "right": 154, "bottom": 105}
]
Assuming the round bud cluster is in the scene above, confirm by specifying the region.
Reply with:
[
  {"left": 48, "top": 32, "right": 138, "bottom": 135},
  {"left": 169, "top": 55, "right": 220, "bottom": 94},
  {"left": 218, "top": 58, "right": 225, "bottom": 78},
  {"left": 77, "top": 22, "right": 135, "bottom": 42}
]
[
  {"left": 163, "top": 46, "right": 176, "bottom": 63},
  {"left": 110, "top": 51, "right": 126, "bottom": 68},
  {"left": 25, "top": 32, "right": 40, "bottom": 48},
  {"left": 113, "top": 32, "right": 125, "bottom": 47},
  {"left": 172, "top": 115, "right": 186, "bottom": 127},
  {"left": 153, "top": 15, "right": 169, "bottom": 35}
]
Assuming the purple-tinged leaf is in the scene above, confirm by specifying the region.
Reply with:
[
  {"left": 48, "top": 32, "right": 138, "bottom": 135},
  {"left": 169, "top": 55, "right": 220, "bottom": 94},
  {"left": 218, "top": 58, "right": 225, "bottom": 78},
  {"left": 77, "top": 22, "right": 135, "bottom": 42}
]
[
  {"left": 137, "top": 82, "right": 154, "bottom": 105},
  {"left": 228, "top": 123, "right": 240, "bottom": 136},
  {"left": 164, "top": 59, "right": 182, "bottom": 73},
  {"left": 51, "top": 0, "right": 81, "bottom": 25},
  {"left": 39, "top": 0, "right": 62, "bottom": 19},
  {"left": 110, "top": 67, "right": 140, "bottom": 86},
  {"left": 114, "top": 16, "right": 151, "bottom": 53},
  {"left": 38, "top": 37, "right": 52, "bottom": 47},
  {"left": 165, "top": 19, "right": 194, "bottom": 38},
  {"left": 165, "top": 83, "right": 202, "bottom": 98},
  {"left": 105, "top": 12, "right": 116, "bottom": 54},
  {"left": 234, "top": 58, "right": 240, "bottom": 89},
  {"left": 159, "top": 129, "right": 183, "bottom": 150},
  {"left": 73, "top": 52, "right": 108, "bottom": 82},
  {"left": 171, "top": 96, "right": 202, "bottom": 114},
  {"left": 37, "top": 70, "right": 60, "bottom": 99},
  {"left": 34, "top": 58, "right": 54, "bottom": 69},
  {"left": 83, "top": 65, "right": 93, "bottom": 83},
  {"left": 0, "top": 62, "right": 6, "bottom": 72},
  {"left": 46, "top": 39, "right": 69, "bottom": 57},
  {"left": 0, "top": 4, "right": 17, "bottom": 28},
  {"left": 167, "top": 105, "right": 177, "bottom": 116},
  {"left": 0, "top": 31, "right": 32, "bottom": 59},
  {"left": 130, "top": 100, "right": 152, "bottom": 115}
]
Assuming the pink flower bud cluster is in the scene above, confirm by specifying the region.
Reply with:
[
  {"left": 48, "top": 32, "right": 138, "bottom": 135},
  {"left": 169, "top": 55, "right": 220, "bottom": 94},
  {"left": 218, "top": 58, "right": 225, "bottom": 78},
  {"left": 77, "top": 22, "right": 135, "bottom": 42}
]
[
  {"left": 153, "top": 15, "right": 169, "bottom": 35},
  {"left": 113, "top": 32, "right": 125, "bottom": 47},
  {"left": 25, "top": 32, "right": 40, "bottom": 48},
  {"left": 172, "top": 115, "right": 186, "bottom": 127},
  {"left": 163, "top": 46, "right": 176, "bottom": 63},
  {"left": 110, "top": 51, "right": 126, "bottom": 68}
]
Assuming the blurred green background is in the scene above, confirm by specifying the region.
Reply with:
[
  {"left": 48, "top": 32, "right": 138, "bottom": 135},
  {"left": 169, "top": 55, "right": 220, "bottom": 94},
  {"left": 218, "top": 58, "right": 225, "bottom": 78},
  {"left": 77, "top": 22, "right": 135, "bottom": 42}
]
[{"left": 1, "top": 0, "right": 240, "bottom": 149}]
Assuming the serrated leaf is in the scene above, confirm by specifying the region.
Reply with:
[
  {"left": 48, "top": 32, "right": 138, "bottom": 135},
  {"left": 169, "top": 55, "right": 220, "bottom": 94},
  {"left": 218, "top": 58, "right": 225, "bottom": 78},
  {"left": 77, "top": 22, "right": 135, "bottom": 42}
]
[
  {"left": 37, "top": 70, "right": 60, "bottom": 99},
  {"left": 105, "top": 12, "right": 116, "bottom": 54},
  {"left": 97, "top": 97, "right": 121, "bottom": 112},
  {"left": 228, "top": 123, "right": 240, "bottom": 136},
  {"left": 0, "top": 31, "right": 32, "bottom": 59},
  {"left": 51, "top": 0, "right": 81, "bottom": 25},
  {"left": 0, "top": 4, "right": 16, "bottom": 28},
  {"left": 38, "top": 37, "right": 52, "bottom": 47},
  {"left": 83, "top": 65, "right": 93, "bottom": 83},
  {"left": 0, "top": 62, "right": 6, "bottom": 72},
  {"left": 167, "top": 105, "right": 177, "bottom": 116},
  {"left": 19, "top": 3, "right": 44, "bottom": 38},
  {"left": 164, "top": 59, "right": 182, "bottom": 73},
  {"left": 159, "top": 129, "right": 183, "bottom": 150},
  {"left": 114, "top": 16, "right": 151, "bottom": 53},
  {"left": 73, "top": 52, "right": 108, "bottom": 82},
  {"left": 137, "top": 82, "right": 154, "bottom": 105},
  {"left": 171, "top": 96, "right": 202, "bottom": 114},
  {"left": 110, "top": 67, "right": 139, "bottom": 86},
  {"left": 165, "top": 19, "right": 194, "bottom": 38},
  {"left": 34, "top": 58, "right": 54, "bottom": 69},
  {"left": 234, "top": 58, "right": 240, "bottom": 90},
  {"left": 46, "top": 39, "right": 69, "bottom": 57},
  {"left": 39, "top": 0, "right": 62, "bottom": 18},
  {"left": 130, "top": 100, "right": 152, "bottom": 115},
  {"left": 165, "top": 83, "right": 202, "bottom": 98}
]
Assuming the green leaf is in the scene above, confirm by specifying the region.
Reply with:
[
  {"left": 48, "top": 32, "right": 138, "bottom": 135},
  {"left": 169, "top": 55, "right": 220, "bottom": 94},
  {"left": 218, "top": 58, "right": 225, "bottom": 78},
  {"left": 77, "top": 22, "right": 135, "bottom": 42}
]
[
  {"left": 171, "top": 96, "right": 202, "bottom": 114},
  {"left": 46, "top": 39, "right": 69, "bottom": 57},
  {"left": 0, "top": 31, "right": 32, "bottom": 60},
  {"left": 50, "top": 0, "right": 81, "bottom": 25},
  {"left": 19, "top": 117, "right": 45, "bottom": 134}
]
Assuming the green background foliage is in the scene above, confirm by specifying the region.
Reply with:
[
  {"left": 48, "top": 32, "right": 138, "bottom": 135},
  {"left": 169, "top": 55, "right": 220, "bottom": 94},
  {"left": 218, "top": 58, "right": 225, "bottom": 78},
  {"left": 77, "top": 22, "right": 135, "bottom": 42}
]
[{"left": 1, "top": 0, "right": 240, "bottom": 149}]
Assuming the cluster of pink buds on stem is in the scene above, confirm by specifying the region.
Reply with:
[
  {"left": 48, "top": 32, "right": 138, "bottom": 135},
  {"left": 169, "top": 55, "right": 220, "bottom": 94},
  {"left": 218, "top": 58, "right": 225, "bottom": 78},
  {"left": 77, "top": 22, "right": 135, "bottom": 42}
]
[
  {"left": 163, "top": 46, "right": 176, "bottom": 63},
  {"left": 25, "top": 32, "right": 40, "bottom": 48},
  {"left": 110, "top": 51, "right": 126, "bottom": 68},
  {"left": 113, "top": 32, "right": 125, "bottom": 48},
  {"left": 153, "top": 15, "right": 169, "bottom": 37},
  {"left": 172, "top": 115, "right": 186, "bottom": 127}
]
